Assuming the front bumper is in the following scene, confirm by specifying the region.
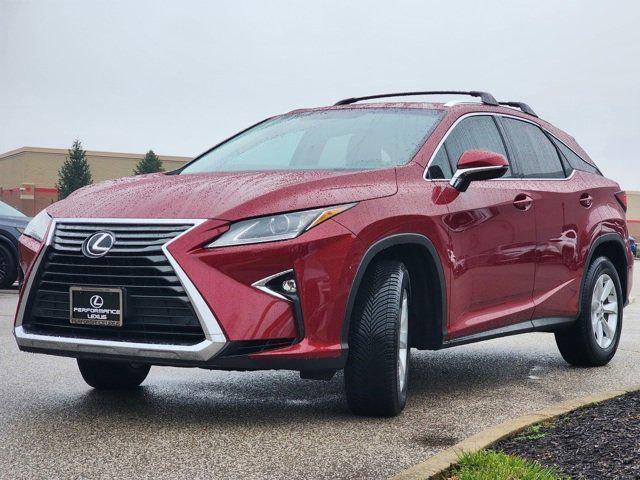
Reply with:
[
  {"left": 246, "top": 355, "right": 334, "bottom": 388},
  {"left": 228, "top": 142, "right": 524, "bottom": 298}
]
[
  {"left": 15, "top": 326, "right": 223, "bottom": 363},
  {"left": 14, "top": 219, "right": 227, "bottom": 363},
  {"left": 14, "top": 217, "right": 361, "bottom": 369}
]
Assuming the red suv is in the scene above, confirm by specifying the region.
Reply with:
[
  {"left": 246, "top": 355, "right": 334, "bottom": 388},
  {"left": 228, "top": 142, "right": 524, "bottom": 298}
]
[{"left": 14, "top": 91, "right": 632, "bottom": 416}]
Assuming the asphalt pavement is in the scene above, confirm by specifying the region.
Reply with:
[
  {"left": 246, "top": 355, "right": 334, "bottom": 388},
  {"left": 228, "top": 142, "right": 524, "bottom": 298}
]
[{"left": 1, "top": 263, "right": 638, "bottom": 480}]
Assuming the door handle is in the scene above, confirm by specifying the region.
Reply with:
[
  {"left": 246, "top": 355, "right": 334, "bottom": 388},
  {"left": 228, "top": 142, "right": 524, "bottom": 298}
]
[
  {"left": 513, "top": 193, "right": 533, "bottom": 211},
  {"left": 579, "top": 193, "right": 593, "bottom": 208}
]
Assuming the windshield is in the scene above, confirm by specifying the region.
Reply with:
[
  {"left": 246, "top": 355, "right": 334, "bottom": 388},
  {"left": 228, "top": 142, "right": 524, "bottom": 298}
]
[
  {"left": 180, "top": 108, "right": 443, "bottom": 174},
  {"left": 0, "top": 201, "right": 25, "bottom": 217}
]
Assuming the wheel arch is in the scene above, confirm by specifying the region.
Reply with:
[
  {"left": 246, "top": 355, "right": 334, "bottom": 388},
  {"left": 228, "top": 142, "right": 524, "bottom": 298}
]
[
  {"left": 581, "top": 233, "right": 628, "bottom": 309},
  {"left": 342, "top": 233, "right": 447, "bottom": 351}
]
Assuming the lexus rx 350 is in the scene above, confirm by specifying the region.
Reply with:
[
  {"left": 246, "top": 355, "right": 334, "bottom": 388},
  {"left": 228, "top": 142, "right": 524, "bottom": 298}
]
[{"left": 14, "top": 91, "right": 632, "bottom": 416}]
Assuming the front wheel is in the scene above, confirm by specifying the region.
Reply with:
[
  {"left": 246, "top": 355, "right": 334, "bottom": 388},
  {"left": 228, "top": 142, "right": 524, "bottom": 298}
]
[
  {"left": 344, "top": 260, "right": 410, "bottom": 417},
  {"left": 77, "top": 359, "right": 151, "bottom": 390},
  {"left": 555, "top": 256, "right": 623, "bottom": 366}
]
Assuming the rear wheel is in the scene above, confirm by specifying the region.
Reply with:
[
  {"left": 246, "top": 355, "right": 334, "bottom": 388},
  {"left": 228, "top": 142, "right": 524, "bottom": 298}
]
[
  {"left": 344, "top": 260, "right": 410, "bottom": 417},
  {"left": 77, "top": 359, "right": 151, "bottom": 390},
  {"left": 555, "top": 256, "right": 623, "bottom": 366},
  {"left": 0, "top": 244, "right": 17, "bottom": 288}
]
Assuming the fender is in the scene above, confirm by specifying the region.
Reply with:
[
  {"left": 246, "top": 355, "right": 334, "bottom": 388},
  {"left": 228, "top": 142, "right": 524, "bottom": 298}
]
[
  {"left": 578, "top": 232, "right": 628, "bottom": 314},
  {"left": 341, "top": 233, "right": 447, "bottom": 350}
]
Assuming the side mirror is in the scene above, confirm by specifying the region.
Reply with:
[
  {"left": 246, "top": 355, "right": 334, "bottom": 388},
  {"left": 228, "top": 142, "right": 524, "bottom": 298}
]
[{"left": 449, "top": 150, "right": 509, "bottom": 192}]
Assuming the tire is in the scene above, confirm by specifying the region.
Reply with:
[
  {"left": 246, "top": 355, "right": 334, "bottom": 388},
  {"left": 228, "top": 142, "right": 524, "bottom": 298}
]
[
  {"left": 555, "top": 256, "right": 623, "bottom": 367},
  {"left": 344, "top": 260, "right": 411, "bottom": 417},
  {"left": 77, "top": 359, "right": 151, "bottom": 390},
  {"left": 0, "top": 244, "right": 17, "bottom": 288}
]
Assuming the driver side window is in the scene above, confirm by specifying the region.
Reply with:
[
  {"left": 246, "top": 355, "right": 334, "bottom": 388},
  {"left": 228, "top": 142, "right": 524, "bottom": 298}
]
[{"left": 427, "top": 115, "right": 512, "bottom": 179}]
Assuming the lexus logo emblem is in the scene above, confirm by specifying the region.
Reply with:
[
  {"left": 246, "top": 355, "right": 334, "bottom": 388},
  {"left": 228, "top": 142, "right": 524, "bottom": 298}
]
[
  {"left": 82, "top": 231, "right": 116, "bottom": 258},
  {"left": 90, "top": 295, "right": 104, "bottom": 309}
]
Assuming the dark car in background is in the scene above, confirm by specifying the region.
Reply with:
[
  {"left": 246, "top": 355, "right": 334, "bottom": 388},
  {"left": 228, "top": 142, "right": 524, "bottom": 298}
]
[
  {"left": 630, "top": 236, "right": 637, "bottom": 257},
  {"left": 0, "top": 201, "right": 30, "bottom": 288}
]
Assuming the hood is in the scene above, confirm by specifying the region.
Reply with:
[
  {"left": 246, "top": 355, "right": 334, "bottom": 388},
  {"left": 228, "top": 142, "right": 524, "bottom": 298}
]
[{"left": 47, "top": 169, "right": 398, "bottom": 220}]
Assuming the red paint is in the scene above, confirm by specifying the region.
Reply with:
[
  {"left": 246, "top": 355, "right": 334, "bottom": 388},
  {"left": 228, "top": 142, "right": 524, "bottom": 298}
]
[
  {"left": 457, "top": 149, "right": 508, "bottom": 169},
  {"left": 46, "top": 169, "right": 397, "bottom": 221},
  {"left": 16, "top": 101, "right": 633, "bottom": 366}
]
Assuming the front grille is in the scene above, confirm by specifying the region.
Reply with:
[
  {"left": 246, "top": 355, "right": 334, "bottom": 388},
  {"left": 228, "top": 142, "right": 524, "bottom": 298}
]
[{"left": 22, "top": 222, "right": 206, "bottom": 345}]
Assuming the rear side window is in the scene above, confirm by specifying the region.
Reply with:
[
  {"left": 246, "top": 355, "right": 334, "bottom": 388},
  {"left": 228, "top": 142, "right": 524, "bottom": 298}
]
[
  {"left": 501, "top": 118, "right": 565, "bottom": 179},
  {"left": 552, "top": 138, "right": 600, "bottom": 175},
  {"left": 427, "top": 115, "right": 511, "bottom": 179}
]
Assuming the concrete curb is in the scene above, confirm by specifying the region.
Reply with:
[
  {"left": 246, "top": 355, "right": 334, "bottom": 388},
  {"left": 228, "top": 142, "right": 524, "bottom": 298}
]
[{"left": 390, "top": 386, "right": 640, "bottom": 480}]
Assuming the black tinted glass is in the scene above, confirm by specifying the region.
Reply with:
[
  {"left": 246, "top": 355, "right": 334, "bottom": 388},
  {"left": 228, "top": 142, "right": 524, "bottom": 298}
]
[
  {"left": 502, "top": 118, "right": 565, "bottom": 179},
  {"left": 553, "top": 138, "right": 600, "bottom": 175}
]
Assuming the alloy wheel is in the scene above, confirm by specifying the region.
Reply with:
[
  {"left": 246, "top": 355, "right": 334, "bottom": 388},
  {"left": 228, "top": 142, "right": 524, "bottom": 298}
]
[
  {"left": 397, "top": 289, "right": 409, "bottom": 391},
  {"left": 591, "top": 273, "right": 618, "bottom": 349}
]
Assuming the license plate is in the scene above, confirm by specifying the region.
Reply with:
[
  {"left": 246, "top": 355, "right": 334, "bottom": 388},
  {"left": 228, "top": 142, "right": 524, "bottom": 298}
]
[{"left": 69, "top": 287, "right": 124, "bottom": 327}]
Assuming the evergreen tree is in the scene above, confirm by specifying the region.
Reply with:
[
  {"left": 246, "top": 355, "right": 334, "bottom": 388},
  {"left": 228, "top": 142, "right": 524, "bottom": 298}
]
[
  {"left": 56, "top": 139, "right": 92, "bottom": 199},
  {"left": 134, "top": 150, "right": 164, "bottom": 175}
]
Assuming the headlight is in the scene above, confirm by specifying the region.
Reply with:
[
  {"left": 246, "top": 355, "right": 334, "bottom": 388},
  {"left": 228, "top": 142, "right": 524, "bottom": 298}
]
[
  {"left": 22, "top": 210, "right": 52, "bottom": 242},
  {"left": 207, "top": 203, "right": 356, "bottom": 248}
]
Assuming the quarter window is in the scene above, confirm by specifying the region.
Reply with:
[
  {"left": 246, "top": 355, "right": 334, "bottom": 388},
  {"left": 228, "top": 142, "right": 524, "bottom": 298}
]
[
  {"left": 426, "top": 147, "right": 452, "bottom": 179},
  {"left": 552, "top": 138, "right": 600, "bottom": 175},
  {"left": 501, "top": 118, "right": 565, "bottom": 179}
]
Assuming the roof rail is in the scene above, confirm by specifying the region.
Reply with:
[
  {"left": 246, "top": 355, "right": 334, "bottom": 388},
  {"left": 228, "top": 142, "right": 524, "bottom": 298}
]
[
  {"left": 334, "top": 90, "right": 499, "bottom": 107},
  {"left": 498, "top": 101, "right": 538, "bottom": 117}
]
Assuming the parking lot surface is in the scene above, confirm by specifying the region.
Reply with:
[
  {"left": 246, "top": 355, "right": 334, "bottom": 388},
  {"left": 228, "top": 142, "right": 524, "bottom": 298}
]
[{"left": 1, "top": 264, "right": 638, "bottom": 480}]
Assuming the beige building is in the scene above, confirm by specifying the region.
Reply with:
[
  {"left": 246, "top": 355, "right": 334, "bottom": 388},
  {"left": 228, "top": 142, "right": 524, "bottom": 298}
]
[
  {"left": 0, "top": 147, "right": 190, "bottom": 215},
  {"left": 627, "top": 190, "right": 640, "bottom": 239}
]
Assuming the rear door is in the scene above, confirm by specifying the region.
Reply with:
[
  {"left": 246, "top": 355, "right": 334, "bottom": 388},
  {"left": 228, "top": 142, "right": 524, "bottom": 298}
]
[
  {"left": 431, "top": 114, "right": 538, "bottom": 339},
  {"left": 499, "top": 116, "right": 584, "bottom": 321}
]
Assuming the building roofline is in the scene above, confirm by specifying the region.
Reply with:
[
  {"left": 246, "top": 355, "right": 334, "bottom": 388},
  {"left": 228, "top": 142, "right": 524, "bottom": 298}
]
[{"left": 0, "top": 146, "right": 191, "bottom": 162}]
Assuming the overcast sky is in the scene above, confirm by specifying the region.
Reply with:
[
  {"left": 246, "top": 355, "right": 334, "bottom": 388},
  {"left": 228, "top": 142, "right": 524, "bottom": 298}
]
[{"left": 1, "top": 0, "right": 639, "bottom": 189}]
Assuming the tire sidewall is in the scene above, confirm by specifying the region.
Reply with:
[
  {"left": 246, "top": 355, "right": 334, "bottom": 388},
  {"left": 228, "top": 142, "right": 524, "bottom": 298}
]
[
  {"left": 344, "top": 260, "right": 412, "bottom": 416},
  {"left": 396, "top": 267, "right": 411, "bottom": 409},
  {"left": 583, "top": 257, "right": 623, "bottom": 361}
]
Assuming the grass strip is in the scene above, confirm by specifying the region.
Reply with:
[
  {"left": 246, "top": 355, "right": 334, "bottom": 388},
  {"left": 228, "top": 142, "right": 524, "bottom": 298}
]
[{"left": 444, "top": 450, "right": 568, "bottom": 480}]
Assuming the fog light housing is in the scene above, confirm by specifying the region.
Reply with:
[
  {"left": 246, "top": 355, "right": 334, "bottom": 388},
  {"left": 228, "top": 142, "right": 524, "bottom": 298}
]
[
  {"left": 252, "top": 269, "right": 304, "bottom": 341},
  {"left": 252, "top": 269, "right": 298, "bottom": 301}
]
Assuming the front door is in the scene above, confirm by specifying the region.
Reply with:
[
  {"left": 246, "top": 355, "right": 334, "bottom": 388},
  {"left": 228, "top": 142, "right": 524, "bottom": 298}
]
[{"left": 429, "top": 114, "right": 538, "bottom": 338}]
